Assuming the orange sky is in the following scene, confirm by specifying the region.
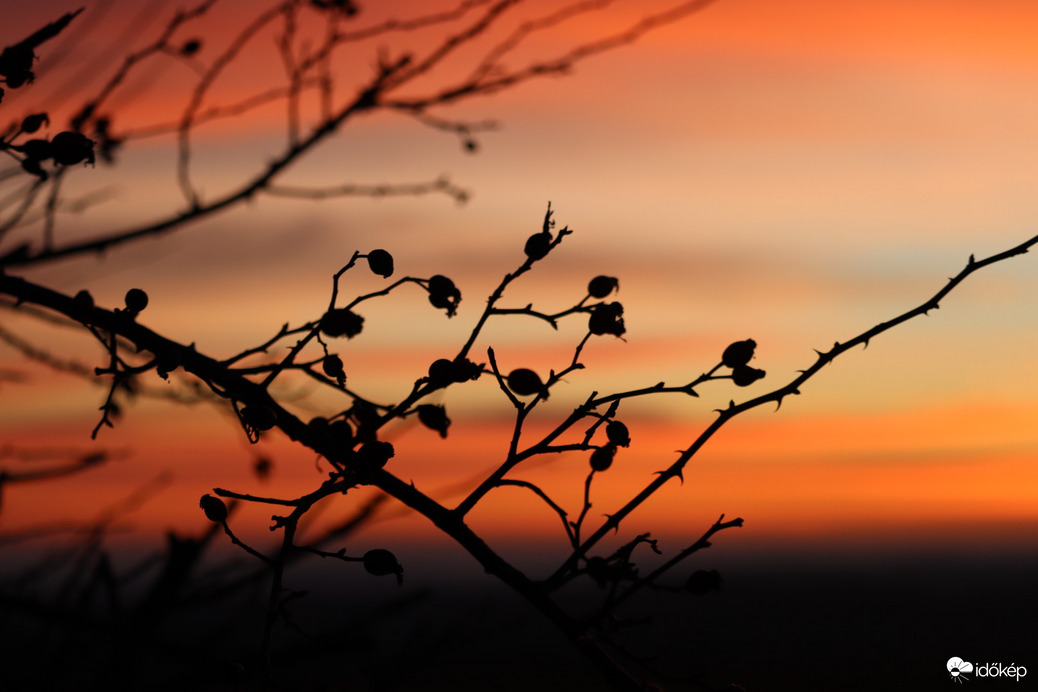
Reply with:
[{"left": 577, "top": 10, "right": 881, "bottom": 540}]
[{"left": 2, "top": 0, "right": 1038, "bottom": 568}]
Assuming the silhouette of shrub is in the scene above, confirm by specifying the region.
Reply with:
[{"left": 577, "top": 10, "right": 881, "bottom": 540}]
[{"left": 2, "top": 5, "right": 1037, "bottom": 692}]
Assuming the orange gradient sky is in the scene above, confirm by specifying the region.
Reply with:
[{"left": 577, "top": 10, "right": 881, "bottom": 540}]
[{"left": 2, "top": 0, "right": 1038, "bottom": 570}]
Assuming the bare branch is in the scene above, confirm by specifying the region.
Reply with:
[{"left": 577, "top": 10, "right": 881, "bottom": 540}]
[
  {"left": 265, "top": 176, "right": 469, "bottom": 204},
  {"left": 497, "top": 478, "right": 575, "bottom": 544},
  {"left": 387, "top": 0, "right": 721, "bottom": 109},
  {"left": 176, "top": 2, "right": 289, "bottom": 207},
  {"left": 1, "top": 1, "right": 713, "bottom": 269},
  {"left": 0, "top": 448, "right": 108, "bottom": 484},
  {"left": 544, "top": 233, "right": 1038, "bottom": 589},
  {"left": 68, "top": 0, "right": 217, "bottom": 132}
]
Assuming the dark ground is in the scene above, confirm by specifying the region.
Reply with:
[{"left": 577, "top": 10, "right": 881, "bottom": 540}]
[
  {"left": 348, "top": 548, "right": 1038, "bottom": 692},
  {"left": 2, "top": 543, "right": 1036, "bottom": 691}
]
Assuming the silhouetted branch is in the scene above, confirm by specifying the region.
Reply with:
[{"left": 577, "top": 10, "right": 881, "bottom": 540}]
[
  {"left": 175, "top": 2, "right": 285, "bottom": 208},
  {"left": 0, "top": 321, "right": 96, "bottom": 378},
  {"left": 119, "top": 84, "right": 318, "bottom": 140},
  {"left": 571, "top": 469, "right": 597, "bottom": 546},
  {"left": 0, "top": 449, "right": 106, "bottom": 484},
  {"left": 219, "top": 519, "right": 273, "bottom": 566},
  {"left": 5, "top": 4, "right": 1036, "bottom": 688},
  {"left": 0, "top": 447, "right": 111, "bottom": 517},
  {"left": 386, "top": 0, "right": 722, "bottom": 108},
  {"left": 68, "top": 1, "right": 216, "bottom": 132},
  {"left": 266, "top": 176, "right": 470, "bottom": 204},
  {"left": 0, "top": 179, "right": 44, "bottom": 240},
  {"left": 406, "top": 111, "right": 498, "bottom": 152},
  {"left": 543, "top": 232, "right": 1038, "bottom": 590},
  {"left": 2, "top": 1, "right": 716, "bottom": 269},
  {"left": 3, "top": 214, "right": 1036, "bottom": 690},
  {"left": 609, "top": 513, "right": 743, "bottom": 611},
  {"left": 497, "top": 478, "right": 575, "bottom": 543},
  {"left": 213, "top": 488, "right": 299, "bottom": 507}
]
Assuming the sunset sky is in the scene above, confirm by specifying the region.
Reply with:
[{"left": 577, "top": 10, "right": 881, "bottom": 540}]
[{"left": 3, "top": 0, "right": 1037, "bottom": 580}]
